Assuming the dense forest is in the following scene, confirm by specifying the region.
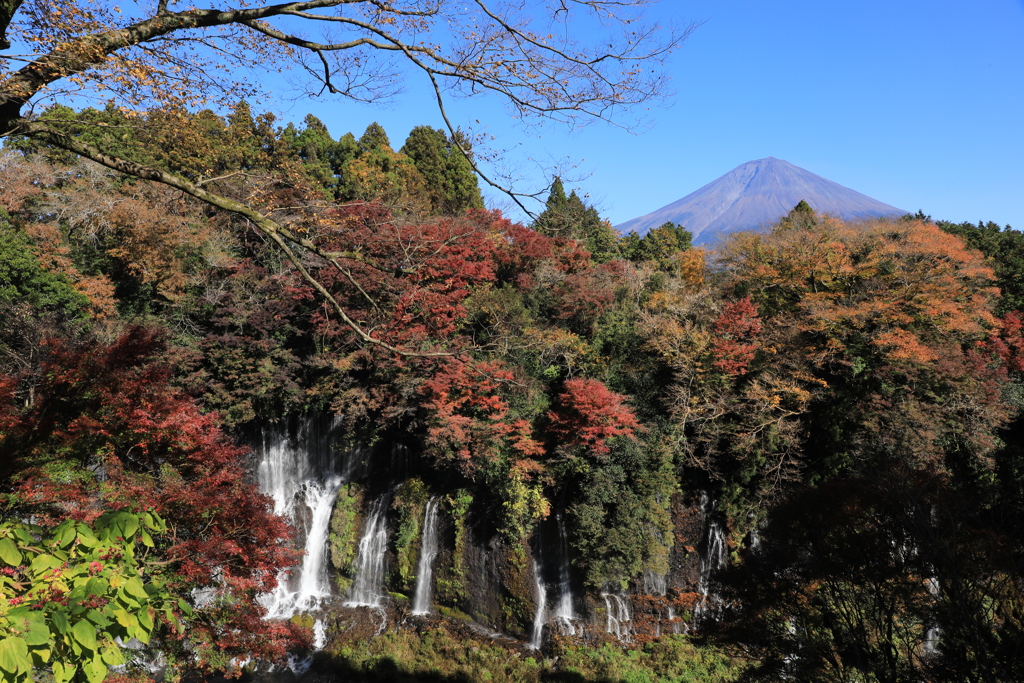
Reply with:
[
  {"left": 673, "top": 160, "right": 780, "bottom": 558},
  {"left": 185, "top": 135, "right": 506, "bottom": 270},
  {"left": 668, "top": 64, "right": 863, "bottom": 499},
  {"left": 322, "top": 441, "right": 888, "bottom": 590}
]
[{"left": 2, "top": 102, "right": 1024, "bottom": 683}]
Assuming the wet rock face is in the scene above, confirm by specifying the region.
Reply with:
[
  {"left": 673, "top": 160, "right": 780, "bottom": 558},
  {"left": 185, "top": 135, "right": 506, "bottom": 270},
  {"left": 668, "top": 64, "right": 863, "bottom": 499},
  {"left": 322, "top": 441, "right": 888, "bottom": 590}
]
[
  {"left": 302, "top": 444, "right": 718, "bottom": 650},
  {"left": 262, "top": 421, "right": 720, "bottom": 651},
  {"left": 460, "top": 526, "right": 535, "bottom": 637},
  {"left": 667, "top": 493, "right": 705, "bottom": 596}
]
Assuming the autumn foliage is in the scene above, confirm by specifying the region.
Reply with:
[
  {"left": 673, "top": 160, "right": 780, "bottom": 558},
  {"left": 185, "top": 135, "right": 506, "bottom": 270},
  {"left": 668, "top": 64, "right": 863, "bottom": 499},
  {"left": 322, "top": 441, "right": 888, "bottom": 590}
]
[
  {"left": 0, "top": 327, "right": 305, "bottom": 673},
  {"left": 547, "top": 378, "right": 641, "bottom": 456}
]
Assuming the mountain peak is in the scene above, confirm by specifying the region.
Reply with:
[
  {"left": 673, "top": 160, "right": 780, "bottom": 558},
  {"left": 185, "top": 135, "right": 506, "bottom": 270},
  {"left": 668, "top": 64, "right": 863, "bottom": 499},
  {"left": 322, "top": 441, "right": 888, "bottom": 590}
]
[{"left": 615, "top": 159, "right": 905, "bottom": 245}]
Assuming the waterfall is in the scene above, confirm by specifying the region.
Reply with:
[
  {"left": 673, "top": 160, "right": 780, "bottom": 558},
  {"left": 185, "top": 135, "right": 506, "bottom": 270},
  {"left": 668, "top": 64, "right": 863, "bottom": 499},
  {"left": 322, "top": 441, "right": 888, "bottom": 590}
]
[
  {"left": 643, "top": 569, "right": 667, "bottom": 596},
  {"left": 553, "top": 514, "right": 577, "bottom": 635},
  {"left": 694, "top": 491, "right": 727, "bottom": 623},
  {"left": 922, "top": 576, "right": 941, "bottom": 655},
  {"left": 257, "top": 418, "right": 352, "bottom": 619},
  {"left": 345, "top": 492, "right": 391, "bottom": 608},
  {"left": 601, "top": 592, "right": 632, "bottom": 642},
  {"left": 411, "top": 497, "right": 441, "bottom": 615},
  {"left": 529, "top": 559, "right": 547, "bottom": 649}
]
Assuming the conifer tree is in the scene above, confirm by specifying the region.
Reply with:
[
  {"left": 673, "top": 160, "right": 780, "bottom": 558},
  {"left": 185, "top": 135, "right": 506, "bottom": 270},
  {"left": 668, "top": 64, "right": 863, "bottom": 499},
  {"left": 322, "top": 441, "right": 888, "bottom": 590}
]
[
  {"left": 533, "top": 177, "right": 619, "bottom": 262},
  {"left": 401, "top": 126, "right": 484, "bottom": 215}
]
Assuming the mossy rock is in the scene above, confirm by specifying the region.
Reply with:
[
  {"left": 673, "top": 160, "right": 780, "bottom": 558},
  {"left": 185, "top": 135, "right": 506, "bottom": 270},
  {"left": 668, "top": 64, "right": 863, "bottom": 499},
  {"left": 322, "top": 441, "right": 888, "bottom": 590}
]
[
  {"left": 391, "top": 478, "right": 431, "bottom": 593},
  {"left": 329, "top": 483, "right": 364, "bottom": 574}
]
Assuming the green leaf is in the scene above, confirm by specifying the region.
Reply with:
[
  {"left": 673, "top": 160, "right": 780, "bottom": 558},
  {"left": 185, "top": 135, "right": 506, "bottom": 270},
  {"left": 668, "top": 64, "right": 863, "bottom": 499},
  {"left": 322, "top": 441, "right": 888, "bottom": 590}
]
[
  {"left": 85, "top": 609, "right": 112, "bottom": 628},
  {"left": 177, "top": 597, "right": 193, "bottom": 616},
  {"left": 51, "top": 610, "right": 70, "bottom": 635},
  {"left": 0, "top": 537, "right": 22, "bottom": 566},
  {"left": 140, "top": 529, "right": 154, "bottom": 547},
  {"left": 56, "top": 523, "right": 77, "bottom": 548},
  {"left": 85, "top": 577, "right": 109, "bottom": 597},
  {"left": 113, "top": 608, "right": 137, "bottom": 629},
  {"left": 82, "top": 656, "right": 107, "bottom": 683},
  {"left": 121, "top": 514, "right": 139, "bottom": 539},
  {"left": 0, "top": 636, "right": 29, "bottom": 674},
  {"left": 29, "top": 553, "right": 61, "bottom": 574},
  {"left": 29, "top": 644, "right": 50, "bottom": 665},
  {"left": 100, "top": 644, "right": 125, "bottom": 667},
  {"left": 138, "top": 606, "right": 154, "bottom": 632},
  {"left": 124, "top": 576, "right": 148, "bottom": 600},
  {"left": 71, "top": 619, "right": 98, "bottom": 651},
  {"left": 22, "top": 620, "right": 50, "bottom": 646},
  {"left": 76, "top": 530, "right": 98, "bottom": 548},
  {"left": 52, "top": 660, "right": 75, "bottom": 683}
]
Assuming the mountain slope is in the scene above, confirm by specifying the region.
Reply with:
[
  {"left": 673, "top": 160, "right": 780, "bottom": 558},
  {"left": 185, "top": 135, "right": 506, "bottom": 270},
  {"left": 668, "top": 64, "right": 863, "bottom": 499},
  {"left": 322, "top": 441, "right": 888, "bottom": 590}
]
[{"left": 615, "top": 157, "right": 905, "bottom": 245}]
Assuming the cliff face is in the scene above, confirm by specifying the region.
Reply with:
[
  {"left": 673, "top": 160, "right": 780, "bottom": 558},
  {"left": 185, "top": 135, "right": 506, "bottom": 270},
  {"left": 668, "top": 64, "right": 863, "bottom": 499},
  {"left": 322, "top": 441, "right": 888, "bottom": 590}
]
[
  {"left": 615, "top": 157, "right": 905, "bottom": 245},
  {"left": 253, "top": 415, "right": 725, "bottom": 649}
]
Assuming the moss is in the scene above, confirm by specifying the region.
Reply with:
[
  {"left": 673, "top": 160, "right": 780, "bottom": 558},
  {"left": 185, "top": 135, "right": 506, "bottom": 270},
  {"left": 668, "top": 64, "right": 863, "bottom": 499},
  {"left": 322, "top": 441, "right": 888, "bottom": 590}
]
[
  {"left": 330, "top": 482, "right": 365, "bottom": 575},
  {"left": 391, "top": 478, "right": 430, "bottom": 594},
  {"left": 434, "top": 489, "right": 472, "bottom": 607},
  {"left": 498, "top": 540, "right": 533, "bottom": 637},
  {"left": 318, "top": 626, "right": 745, "bottom": 682}
]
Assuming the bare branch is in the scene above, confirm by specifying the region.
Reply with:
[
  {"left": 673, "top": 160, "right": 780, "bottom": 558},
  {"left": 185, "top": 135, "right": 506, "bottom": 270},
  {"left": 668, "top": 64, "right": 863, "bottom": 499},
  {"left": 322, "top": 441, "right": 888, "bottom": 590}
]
[{"left": 21, "top": 121, "right": 453, "bottom": 358}]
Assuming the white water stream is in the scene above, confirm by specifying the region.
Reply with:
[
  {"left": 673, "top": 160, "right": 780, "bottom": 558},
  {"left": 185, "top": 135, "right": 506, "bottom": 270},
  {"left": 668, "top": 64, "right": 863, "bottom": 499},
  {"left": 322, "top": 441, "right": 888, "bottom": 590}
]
[
  {"left": 257, "top": 419, "right": 353, "bottom": 620},
  {"left": 601, "top": 592, "right": 633, "bottom": 642},
  {"left": 529, "top": 559, "right": 547, "bottom": 649},
  {"left": 345, "top": 492, "right": 392, "bottom": 608},
  {"left": 411, "top": 497, "right": 441, "bottom": 615},
  {"left": 693, "top": 491, "right": 727, "bottom": 623},
  {"left": 553, "top": 514, "right": 577, "bottom": 635}
]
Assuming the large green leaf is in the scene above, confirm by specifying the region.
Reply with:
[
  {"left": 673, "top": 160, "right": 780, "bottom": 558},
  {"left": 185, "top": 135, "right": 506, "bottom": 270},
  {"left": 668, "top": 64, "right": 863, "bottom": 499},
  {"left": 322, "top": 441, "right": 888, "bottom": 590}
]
[
  {"left": 22, "top": 619, "right": 50, "bottom": 647},
  {"left": 100, "top": 644, "right": 125, "bottom": 667},
  {"left": 71, "top": 619, "right": 98, "bottom": 651},
  {"left": 124, "top": 575, "right": 148, "bottom": 600},
  {"left": 28, "top": 553, "right": 61, "bottom": 574},
  {"left": 82, "top": 656, "right": 107, "bottom": 683},
  {"left": 51, "top": 660, "right": 74, "bottom": 683},
  {"left": 121, "top": 514, "right": 139, "bottom": 539},
  {"left": 0, "top": 636, "right": 29, "bottom": 674},
  {"left": 0, "top": 537, "right": 22, "bottom": 566},
  {"left": 51, "top": 610, "right": 70, "bottom": 635}
]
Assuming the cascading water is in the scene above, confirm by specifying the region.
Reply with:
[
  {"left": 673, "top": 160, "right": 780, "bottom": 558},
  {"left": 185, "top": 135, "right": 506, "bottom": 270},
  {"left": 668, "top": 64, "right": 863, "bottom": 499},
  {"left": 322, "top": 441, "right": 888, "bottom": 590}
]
[
  {"left": 601, "top": 592, "right": 633, "bottom": 642},
  {"left": 411, "top": 497, "right": 441, "bottom": 615},
  {"left": 694, "top": 491, "right": 727, "bottom": 623},
  {"left": 346, "top": 492, "right": 392, "bottom": 608},
  {"left": 529, "top": 560, "right": 547, "bottom": 649},
  {"left": 553, "top": 514, "right": 577, "bottom": 635},
  {"left": 257, "top": 417, "right": 354, "bottom": 619},
  {"left": 922, "top": 576, "right": 941, "bottom": 655},
  {"left": 643, "top": 569, "right": 667, "bottom": 596}
]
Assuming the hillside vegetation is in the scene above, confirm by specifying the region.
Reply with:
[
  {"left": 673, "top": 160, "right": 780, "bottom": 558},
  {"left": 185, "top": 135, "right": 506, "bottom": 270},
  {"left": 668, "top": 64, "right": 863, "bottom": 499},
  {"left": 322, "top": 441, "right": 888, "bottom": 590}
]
[{"left": 2, "top": 109, "right": 1024, "bottom": 682}]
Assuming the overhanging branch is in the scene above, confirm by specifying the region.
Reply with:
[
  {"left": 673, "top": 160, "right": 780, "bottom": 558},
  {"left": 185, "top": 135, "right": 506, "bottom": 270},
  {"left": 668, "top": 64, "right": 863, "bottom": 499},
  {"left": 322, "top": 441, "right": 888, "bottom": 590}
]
[{"left": 22, "top": 122, "right": 452, "bottom": 358}]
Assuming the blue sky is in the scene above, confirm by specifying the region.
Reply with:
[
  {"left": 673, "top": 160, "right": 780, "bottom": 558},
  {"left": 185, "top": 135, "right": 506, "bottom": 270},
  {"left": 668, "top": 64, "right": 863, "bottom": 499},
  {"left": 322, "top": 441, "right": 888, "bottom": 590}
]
[{"left": 280, "top": 0, "right": 1024, "bottom": 230}]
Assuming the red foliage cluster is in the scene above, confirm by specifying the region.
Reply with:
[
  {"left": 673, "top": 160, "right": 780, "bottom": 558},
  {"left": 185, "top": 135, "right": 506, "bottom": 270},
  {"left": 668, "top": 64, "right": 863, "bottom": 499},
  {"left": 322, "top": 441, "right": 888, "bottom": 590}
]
[
  {"left": 419, "top": 359, "right": 542, "bottom": 475},
  {"left": 554, "top": 260, "right": 627, "bottom": 333},
  {"left": 313, "top": 206, "right": 501, "bottom": 348},
  {"left": 0, "top": 327, "right": 306, "bottom": 669},
  {"left": 982, "top": 310, "right": 1024, "bottom": 374},
  {"left": 710, "top": 296, "right": 762, "bottom": 377},
  {"left": 495, "top": 221, "right": 593, "bottom": 287},
  {"left": 547, "top": 378, "right": 641, "bottom": 456}
]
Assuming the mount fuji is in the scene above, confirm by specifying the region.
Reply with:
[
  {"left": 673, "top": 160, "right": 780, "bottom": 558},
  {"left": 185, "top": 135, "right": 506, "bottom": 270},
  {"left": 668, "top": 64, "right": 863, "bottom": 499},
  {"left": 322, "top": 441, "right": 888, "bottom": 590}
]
[{"left": 615, "top": 157, "right": 906, "bottom": 245}]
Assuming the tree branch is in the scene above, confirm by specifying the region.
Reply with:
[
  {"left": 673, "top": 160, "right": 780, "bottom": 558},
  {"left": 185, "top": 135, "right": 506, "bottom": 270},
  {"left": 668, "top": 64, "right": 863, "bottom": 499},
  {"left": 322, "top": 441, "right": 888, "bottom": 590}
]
[{"left": 22, "top": 121, "right": 452, "bottom": 358}]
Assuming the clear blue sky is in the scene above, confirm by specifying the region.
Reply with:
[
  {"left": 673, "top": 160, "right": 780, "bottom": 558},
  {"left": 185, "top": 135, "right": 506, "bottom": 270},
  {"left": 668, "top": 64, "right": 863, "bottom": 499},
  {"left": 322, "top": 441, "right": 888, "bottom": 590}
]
[{"left": 281, "top": 0, "right": 1024, "bottom": 230}]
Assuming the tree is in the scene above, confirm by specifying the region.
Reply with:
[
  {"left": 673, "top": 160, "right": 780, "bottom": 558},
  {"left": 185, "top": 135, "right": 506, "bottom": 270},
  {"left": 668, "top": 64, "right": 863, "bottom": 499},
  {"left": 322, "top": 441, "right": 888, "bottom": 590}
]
[
  {"left": 533, "top": 177, "right": 620, "bottom": 261},
  {"left": 620, "top": 221, "right": 693, "bottom": 266},
  {"left": 401, "top": 125, "right": 484, "bottom": 215},
  {"left": 0, "top": 0, "right": 690, "bottom": 357},
  {"left": 0, "top": 327, "right": 305, "bottom": 677}
]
